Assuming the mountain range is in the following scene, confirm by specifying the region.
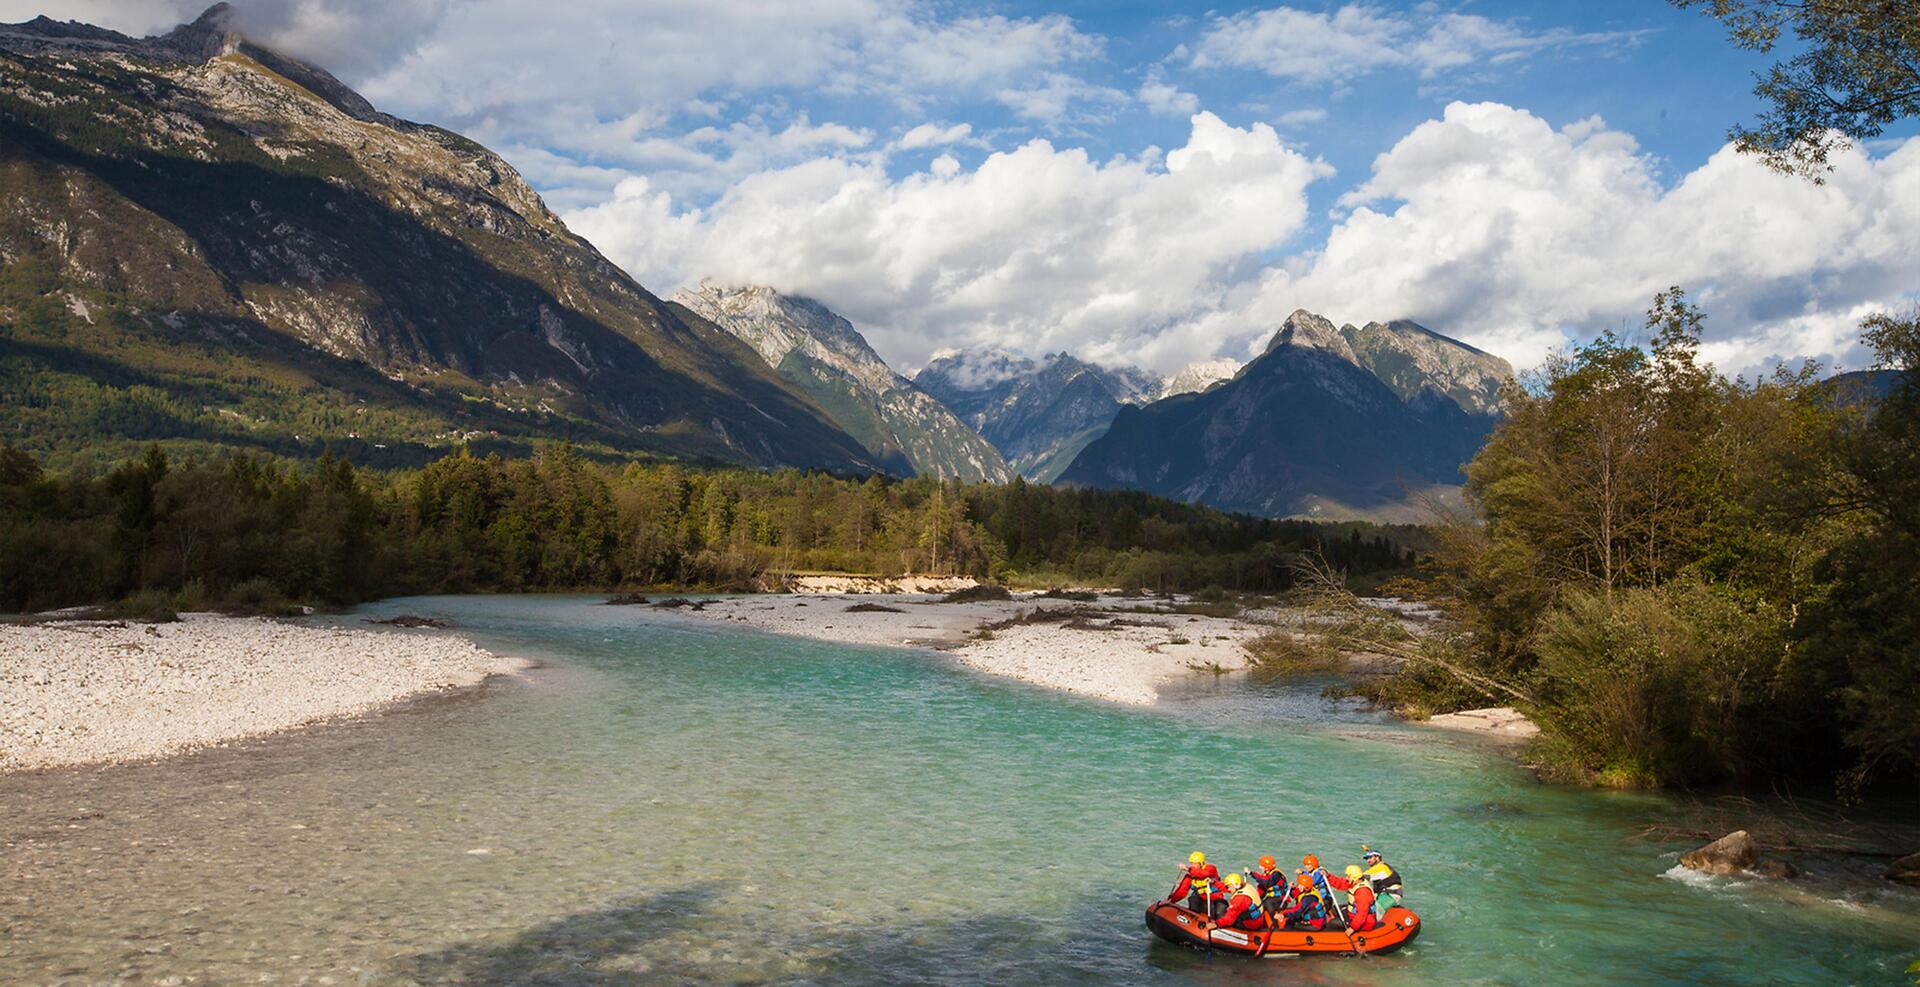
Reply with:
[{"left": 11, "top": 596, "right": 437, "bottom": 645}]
[
  {"left": 1060, "top": 310, "right": 1514, "bottom": 520},
  {"left": 2, "top": 5, "right": 1519, "bottom": 522},
  {"left": 915, "top": 350, "right": 1163, "bottom": 482},
  {"left": 670, "top": 283, "right": 1010, "bottom": 481},
  {"left": 0, "top": 5, "right": 878, "bottom": 472}
]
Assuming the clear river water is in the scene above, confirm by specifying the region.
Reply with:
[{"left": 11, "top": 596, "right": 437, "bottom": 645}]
[{"left": 3, "top": 594, "right": 1916, "bottom": 985}]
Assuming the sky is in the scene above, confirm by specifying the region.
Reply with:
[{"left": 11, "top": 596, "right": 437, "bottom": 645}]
[{"left": 12, "top": 0, "right": 1920, "bottom": 379}]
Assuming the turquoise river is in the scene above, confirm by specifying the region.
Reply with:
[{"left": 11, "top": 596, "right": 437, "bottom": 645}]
[{"left": 3, "top": 595, "right": 1916, "bottom": 984}]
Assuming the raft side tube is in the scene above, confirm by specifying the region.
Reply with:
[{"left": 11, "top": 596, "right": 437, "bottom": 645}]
[{"left": 1143, "top": 901, "right": 1421, "bottom": 957}]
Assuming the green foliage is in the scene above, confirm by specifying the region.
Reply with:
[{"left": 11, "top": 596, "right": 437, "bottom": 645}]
[
  {"left": 1245, "top": 631, "right": 1346, "bottom": 678},
  {"left": 1675, "top": 0, "right": 1920, "bottom": 180},
  {"left": 1396, "top": 292, "right": 1918, "bottom": 796},
  {"left": 0, "top": 444, "right": 1420, "bottom": 615}
]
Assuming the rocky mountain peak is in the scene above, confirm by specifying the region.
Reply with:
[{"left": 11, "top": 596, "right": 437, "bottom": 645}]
[
  {"left": 1267, "top": 309, "right": 1360, "bottom": 364},
  {"left": 1340, "top": 318, "right": 1513, "bottom": 416},
  {"left": 158, "top": 3, "right": 243, "bottom": 60},
  {"left": 671, "top": 282, "right": 888, "bottom": 385},
  {"left": 1161, "top": 358, "right": 1243, "bottom": 398},
  {"left": 669, "top": 283, "right": 1010, "bottom": 481}
]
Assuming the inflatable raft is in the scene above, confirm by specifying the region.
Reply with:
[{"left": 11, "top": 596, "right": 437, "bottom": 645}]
[{"left": 1144, "top": 900, "right": 1421, "bottom": 957}]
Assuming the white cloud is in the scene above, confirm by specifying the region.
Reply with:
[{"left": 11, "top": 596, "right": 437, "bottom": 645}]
[
  {"left": 46, "top": 0, "right": 1102, "bottom": 206},
  {"left": 1191, "top": 4, "right": 1647, "bottom": 83},
  {"left": 567, "top": 112, "right": 1329, "bottom": 372},
  {"left": 1274, "top": 108, "right": 1329, "bottom": 127},
  {"left": 1269, "top": 103, "right": 1920, "bottom": 375},
  {"left": 1192, "top": 4, "right": 1405, "bottom": 81},
  {"left": 897, "top": 122, "right": 973, "bottom": 149},
  {"left": 1137, "top": 68, "right": 1200, "bottom": 116},
  {"left": 995, "top": 71, "right": 1130, "bottom": 126}
]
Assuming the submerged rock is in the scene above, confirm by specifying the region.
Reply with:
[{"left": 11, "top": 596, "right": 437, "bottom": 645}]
[
  {"left": 367, "top": 614, "right": 449, "bottom": 628},
  {"left": 1886, "top": 852, "right": 1920, "bottom": 886},
  {"left": 605, "top": 594, "right": 650, "bottom": 606},
  {"left": 1681, "top": 831, "right": 1757, "bottom": 876},
  {"left": 1749, "top": 858, "right": 1798, "bottom": 879}
]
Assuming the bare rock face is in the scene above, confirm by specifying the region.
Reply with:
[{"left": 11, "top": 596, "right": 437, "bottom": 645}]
[
  {"left": 915, "top": 350, "right": 1160, "bottom": 482},
  {"left": 1886, "top": 852, "right": 1920, "bottom": 886},
  {"left": 0, "top": 6, "right": 879, "bottom": 472},
  {"left": 1061, "top": 308, "right": 1508, "bottom": 521},
  {"left": 672, "top": 283, "right": 1011, "bottom": 482},
  {"left": 1680, "top": 831, "right": 1758, "bottom": 876}
]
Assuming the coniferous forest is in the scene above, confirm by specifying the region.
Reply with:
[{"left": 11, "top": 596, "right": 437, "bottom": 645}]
[{"left": 0, "top": 442, "right": 1418, "bottom": 616}]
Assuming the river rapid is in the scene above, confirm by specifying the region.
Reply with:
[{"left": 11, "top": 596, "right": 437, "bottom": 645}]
[{"left": 3, "top": 595, "right": 1915, "bottom": 985}]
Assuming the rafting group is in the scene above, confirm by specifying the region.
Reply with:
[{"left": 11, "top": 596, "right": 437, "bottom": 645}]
[{"left": 1144, "top": 844, "right": 1423, "bottom": 957}]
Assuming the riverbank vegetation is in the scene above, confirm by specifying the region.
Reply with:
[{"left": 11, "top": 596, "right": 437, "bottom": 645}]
[
  {"left": 0, "top": 444, "right": 1421, "bottom": 616},
  {"left": 1348, "top": 299, "right": 1918, "bottom": 799}
]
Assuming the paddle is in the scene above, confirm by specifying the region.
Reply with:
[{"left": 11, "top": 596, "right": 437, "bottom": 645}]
[{"left": 1309, "top": 866, "right": 1366, "bottom": 958}]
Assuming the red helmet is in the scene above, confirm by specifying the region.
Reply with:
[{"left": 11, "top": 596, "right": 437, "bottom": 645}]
[
  {"left": 1295, "top": 874, "right": 1315, "bottom": 890},
  {"left": 1302, "top": 854, "right": 1320, "bottom": 870},
  {"left": 1258, "top": 855, "right": 1277, "bottom": 871}
]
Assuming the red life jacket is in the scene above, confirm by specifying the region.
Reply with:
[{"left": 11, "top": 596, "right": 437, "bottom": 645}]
[{"left": 1183, "top": 863, "right": 1221, "bottom": 896}]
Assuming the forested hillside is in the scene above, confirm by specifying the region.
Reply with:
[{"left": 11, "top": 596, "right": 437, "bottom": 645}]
[{"left": 0, "top": 444, "right": 1420, "bottom": 614}]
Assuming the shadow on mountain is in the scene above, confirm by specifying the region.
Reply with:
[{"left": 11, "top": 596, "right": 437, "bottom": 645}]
[{"left": 0, "top": 87, "right": 874, "bottom": 470}]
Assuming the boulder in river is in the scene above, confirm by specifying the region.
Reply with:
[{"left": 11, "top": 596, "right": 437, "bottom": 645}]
[
  {"left": 1680, "top": 831, "right": 1757, "bottom": 876},
  {"left": 1886, "top": 852, "right": 1920, "bottom": 886},
  {"left": 605, "top": 593, "right": 650, "bottom": 606}
]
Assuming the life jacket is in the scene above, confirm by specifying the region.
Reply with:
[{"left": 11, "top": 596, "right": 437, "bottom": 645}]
[
  {"left": 1184, "top": 864, "right": 1219, "bottom": 896},
  {"left": 1346, "top": 881, "right": 1377, "bottom": 917},
  {"left": 1229, "top": 887, "right": 1262, "bottom": 919},
  {"left": 1365, "top": 861, "right": 1402, "bottom": 893},
  {"left": 1249, "top": 868, "right": 1283, "bottom": 901}
]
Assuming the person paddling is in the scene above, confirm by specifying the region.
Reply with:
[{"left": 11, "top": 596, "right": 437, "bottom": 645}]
[
  {"left": 1214, "top": 872, "right": 1270, "bottom": 931},
  {"left": 1245, "top": 855, "right": 1285, "bottom": 911},
  {"left": 1327, "top": 865, "right": 1382, "bottom": 932},
  {"left": 1280, "top": 873, "right": 1327, "bottom": 930},
  {"left": 1168, "top": 851, "right": 1224, "bottom": 916}
]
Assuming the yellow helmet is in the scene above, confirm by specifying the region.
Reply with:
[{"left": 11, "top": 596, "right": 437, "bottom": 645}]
[
  {"left": 1188, "top": 851, "right": 1206, "bottom": 865},
  {"left": 1345, "top": 865, "right": 1364, "bottom": 880},
  {"left": 1223, "top": 872, "right": 1245, "bottom": 889}
]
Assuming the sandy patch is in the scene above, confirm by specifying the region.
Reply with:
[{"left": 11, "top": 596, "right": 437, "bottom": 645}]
[
  {"left": 686, "top": 593, "right": 1264, "bottom": 705},
  {"left": 1423, "top": 706, "right": 1540, "bottom": 743},
  {"left": 1, "top": 614, "right": 527, "bottom": 772}
]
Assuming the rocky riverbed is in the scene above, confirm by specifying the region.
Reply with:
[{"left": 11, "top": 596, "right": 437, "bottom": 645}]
[{"left": 1, "top": 614, "right": 527, "bottom": 772}]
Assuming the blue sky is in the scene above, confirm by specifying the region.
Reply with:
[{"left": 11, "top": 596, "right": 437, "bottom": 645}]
[{"left": 18, "top": 0, "right": 1919, "bottom": 377}]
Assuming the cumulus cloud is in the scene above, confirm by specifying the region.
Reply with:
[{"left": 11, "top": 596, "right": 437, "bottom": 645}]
[
  {"left": 1271, "top": 103, "right": 1920, "bottom": 374},
  {"left": 28, "top": 0, "right": 1107, "bottom": 203},
  {"left": 1137, "top": 68, "right": 1200, "bottom": 116},
  {"left": 567, "top": 98, "right": 1917, "bottom": 378},
  {"left": 896, "top": 122, "right": 973, "bottom": 149},
  {"left": 995, "top": 72, "right": 1130, "bottom": 126},
  {"left": 567, "top": 112, "right": 1329, "bottom": 372},
  {"left": 1191, "top": 4, "right": 1647, "bottom": 82}
]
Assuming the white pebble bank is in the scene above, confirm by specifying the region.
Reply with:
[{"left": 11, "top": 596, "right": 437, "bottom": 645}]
[{"left": 1, "top": 614, "right": 526, "bottom": 772}]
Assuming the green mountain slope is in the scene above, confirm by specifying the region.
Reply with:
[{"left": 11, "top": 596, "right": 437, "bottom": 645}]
[{"left": 0, "top": 7, "right": 878, "bottom": 473}]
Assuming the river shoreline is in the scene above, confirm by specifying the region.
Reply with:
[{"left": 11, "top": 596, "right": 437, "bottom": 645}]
[
  {"left": 0, "top": 613, "right": 528, "bottom": 773},
  {"left": 681, "top": 590, "right": 1264, "bottom": 705}
]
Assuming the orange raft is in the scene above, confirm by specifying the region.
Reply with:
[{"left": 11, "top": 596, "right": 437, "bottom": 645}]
[{"left": 1144, "top": 901, "right": 1421, "bottom": 957}]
